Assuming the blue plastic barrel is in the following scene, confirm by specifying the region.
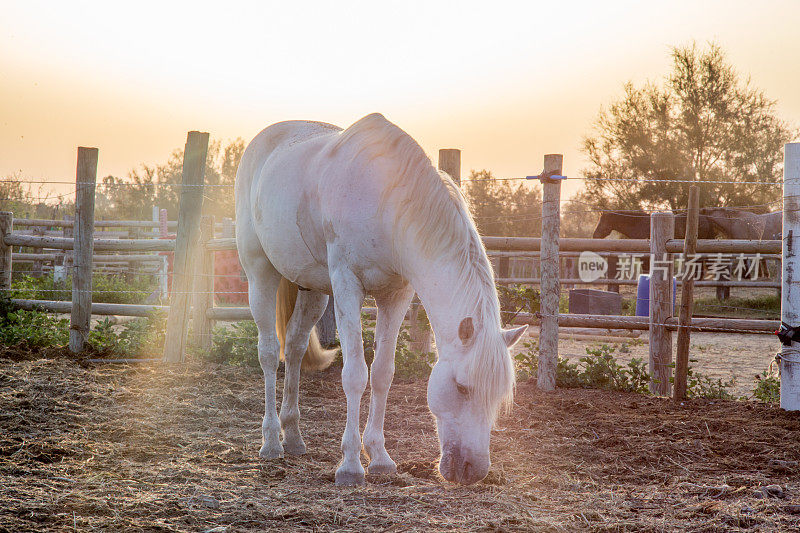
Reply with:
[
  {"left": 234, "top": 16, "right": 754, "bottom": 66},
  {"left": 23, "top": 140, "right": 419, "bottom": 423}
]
[{"left": 635, "top": 274, "right": 677, "bottom": 317}]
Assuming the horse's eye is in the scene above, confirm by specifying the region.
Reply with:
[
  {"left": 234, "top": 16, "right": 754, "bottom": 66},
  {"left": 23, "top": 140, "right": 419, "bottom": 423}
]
[{"left": 455, "top": 383, "right": 470, "bottom": 397}]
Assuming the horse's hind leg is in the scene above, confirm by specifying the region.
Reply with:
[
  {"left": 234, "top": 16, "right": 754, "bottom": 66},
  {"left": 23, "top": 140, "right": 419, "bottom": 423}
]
[
  {"left": 280, "top": 289, "right": 329, "bottom": 455},
  {"left": 241, "top": 254, "right": 284, "bottom": 459},
  {"left": 363, "top": 285, "right": 414, "bottom": 475}
]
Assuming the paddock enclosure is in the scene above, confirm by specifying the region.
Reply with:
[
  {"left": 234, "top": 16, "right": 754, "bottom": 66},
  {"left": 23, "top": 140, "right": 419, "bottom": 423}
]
[
  {"left": 2, "top": 133, "right": 800, "bottom": 530},
  {"left": 2, "top": 353, "right": 800, "bottom": 532}
]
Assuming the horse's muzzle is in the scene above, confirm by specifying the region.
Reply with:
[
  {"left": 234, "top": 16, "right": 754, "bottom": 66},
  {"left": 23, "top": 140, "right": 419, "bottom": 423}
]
[{"left": 439, "top": 447, "right": 489, "bottom": 485}]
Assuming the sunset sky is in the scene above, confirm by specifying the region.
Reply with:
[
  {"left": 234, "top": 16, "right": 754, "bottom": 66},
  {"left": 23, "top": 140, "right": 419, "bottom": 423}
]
[{"left": 2, "top": 0, "right": 799, "bottom": 200}]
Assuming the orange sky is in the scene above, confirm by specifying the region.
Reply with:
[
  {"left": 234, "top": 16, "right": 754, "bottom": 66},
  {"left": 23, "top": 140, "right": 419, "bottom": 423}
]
[{"left": 2, "top": 0, "right": 799, "bottom": 201}]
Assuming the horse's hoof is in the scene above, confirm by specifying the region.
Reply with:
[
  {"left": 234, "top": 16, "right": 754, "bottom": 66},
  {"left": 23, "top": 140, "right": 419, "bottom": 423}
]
[
  {"left": 335, "top": 468, "right": 366, "bottom": 486},
  {"left": 282, "top": 439, "right": 307, "bottom": 456},
  {"left": 259, "top": 442, "right": 284, "bottom": 460},
  {"left": 367, "top": 460, "right": 397, "bottom": 475}
]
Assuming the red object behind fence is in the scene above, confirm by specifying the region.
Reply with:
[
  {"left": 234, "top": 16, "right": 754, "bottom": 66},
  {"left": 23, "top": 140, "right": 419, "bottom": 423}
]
[
  {"left": 160, "top": 237, "right": 248, "bottom": 304},
  {"left": 214, "top": 250, "right": 248, "bottom": 304}
]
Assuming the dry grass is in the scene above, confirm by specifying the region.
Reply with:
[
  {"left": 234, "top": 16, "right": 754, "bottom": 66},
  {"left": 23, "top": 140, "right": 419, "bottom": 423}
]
[{"left": 1, "top": 350, "right": 800, "bottom": 532}]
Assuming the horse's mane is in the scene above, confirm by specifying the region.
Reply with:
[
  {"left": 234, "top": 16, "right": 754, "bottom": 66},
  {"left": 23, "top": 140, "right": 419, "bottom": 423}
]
[{"left": 332, "top": 113, "right": 514, "bottom": 421}]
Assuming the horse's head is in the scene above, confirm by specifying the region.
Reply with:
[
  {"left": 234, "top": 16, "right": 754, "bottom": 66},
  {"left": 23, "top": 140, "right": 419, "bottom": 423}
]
[
  {"left": 592, "top": 214, "right": 612, "bottom": 239},
  {"left": 427, "top": 316, "right": 526, "bottom": 484}
]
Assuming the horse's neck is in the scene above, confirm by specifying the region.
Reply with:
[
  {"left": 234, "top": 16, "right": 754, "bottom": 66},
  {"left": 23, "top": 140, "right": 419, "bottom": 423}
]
[{"left": 406, "top": 252, "right": 496, "bottom": 341}]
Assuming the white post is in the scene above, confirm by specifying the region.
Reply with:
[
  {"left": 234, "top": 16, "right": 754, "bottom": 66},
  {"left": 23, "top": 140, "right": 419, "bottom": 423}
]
[
  {"left": 152, "top": 205, "right": 160, "bottom": 236},
  {"left": 780, "top": 142, "right": 800, "bottom": 410}
]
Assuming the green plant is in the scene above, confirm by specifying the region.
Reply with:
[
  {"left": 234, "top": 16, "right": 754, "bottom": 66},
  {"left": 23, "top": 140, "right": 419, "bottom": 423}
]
[
  {"left": 678, "top": 358, "right": 735, "bottom": 399},
  {"left": 87, "top": 312, "right": 167, "bottom": 357},
  {"left": 360, "top": 314, "right": 435, "bottom": 379},
  {"left": 753, "top": 367, "right": 780, "bottom": 403},
  {"left": 513, "top": 339, "right": 581, "bottom": 387},
  {"left": 580, "top": 344, "right": 650, "bottom": 394},
  {"left": 515, "top": 341, "right": 730, "bottom": 399},
  {"left": 0, "top": 308, "right": 69, "bottom": 348},
  {"left": 201, "top": 320, "right": 259, "bottom": 367},
  {"left": 10, "top": 273, "right": 156, "bottom": 304},
  {"left": 496, "top": 285, "right": 540, "bottom": 326}
]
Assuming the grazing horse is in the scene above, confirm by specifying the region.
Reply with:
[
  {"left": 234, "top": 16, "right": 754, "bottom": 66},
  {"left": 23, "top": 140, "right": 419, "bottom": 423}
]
[
  {"left": 235, "top": 113, "right": 526, "bottom": 486},
  {"left": 592, "top": 210, "right": 715, "bottom": 239}
]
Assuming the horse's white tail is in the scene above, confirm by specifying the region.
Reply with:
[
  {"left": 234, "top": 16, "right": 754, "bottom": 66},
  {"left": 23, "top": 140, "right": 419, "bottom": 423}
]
[{"left": 276, "top": 277, "right": 337, "bottom": 371}]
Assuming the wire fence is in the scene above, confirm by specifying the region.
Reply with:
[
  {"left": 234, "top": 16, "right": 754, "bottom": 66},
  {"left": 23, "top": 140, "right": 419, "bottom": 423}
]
[{"left": 1, "top": 162, "right": 789, "bottom": 394}]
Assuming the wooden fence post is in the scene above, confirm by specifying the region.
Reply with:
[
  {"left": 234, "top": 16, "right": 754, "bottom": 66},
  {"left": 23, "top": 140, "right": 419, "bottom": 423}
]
[
  {"left": 607, "top": 255, "right": 619, "bottom": 293},
  {"left": 222, "top": 217, "right": 234, "bottom": 238},
  {"left": 0, "top": 212, "right": 12, "bottom": 291},
  {"left": 649, "top": 211, "right": 675, "bottom": 395},
  {"left": 127, "top": 225, "right": 140, "bottom": 282},
  {"left": 190, "top": 215, "right": 215, "bottom": 351},
  {"left": 164, "top": 131, "right": 209, "bottom": 363},
  {"left": 438, "top": 149, "right": 461, "bottom": 186},
  {"left": 31, "top": 225, "right": 45, "bottom": 278},
  {"left": 69, "top": 147, "right": 98, "bottom": 353},
  {"left": 536, "top": 154, "right": 563, "bottom": 391},
  {"left": 56, "top": 215, "right": 73, "bottom": 284},
  {"left": 674, "top": 186, "right": 699, "bottom": 401},
  {"left": 780, "top": 142, "right": 800, "bottom": 410}
]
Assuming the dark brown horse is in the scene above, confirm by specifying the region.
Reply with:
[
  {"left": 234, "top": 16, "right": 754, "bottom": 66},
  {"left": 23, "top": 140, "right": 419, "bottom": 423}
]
[{"left": 592, "top": 210, "right": 716, "bottom": 239}]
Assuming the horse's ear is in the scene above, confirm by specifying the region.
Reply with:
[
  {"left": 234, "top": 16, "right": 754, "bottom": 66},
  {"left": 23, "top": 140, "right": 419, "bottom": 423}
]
[
  {"left": 502, "top": 325, "right": 528, "bottom": 348},
  {"left": 458, "top": 317, "right": 474, "bottom": 345}
]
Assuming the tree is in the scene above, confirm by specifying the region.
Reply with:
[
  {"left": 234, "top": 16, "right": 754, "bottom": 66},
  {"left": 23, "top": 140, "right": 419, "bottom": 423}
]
[
  {"left": 0, "top": 176, "right": 72, "bottom": 220},
  {"left": 582, "top": 41, "right": 795, "bottom": 211},
  {"left": 463, "top": 170, "right": 542, "bottom": 237},
  {"left": 96, "top": 138, "right": 245, "bottom": 220}
]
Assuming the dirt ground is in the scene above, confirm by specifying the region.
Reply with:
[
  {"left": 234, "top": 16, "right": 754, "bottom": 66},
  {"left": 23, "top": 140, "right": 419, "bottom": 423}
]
[{"left": 2, "top": 350, "right": 800, "bottom": 532}]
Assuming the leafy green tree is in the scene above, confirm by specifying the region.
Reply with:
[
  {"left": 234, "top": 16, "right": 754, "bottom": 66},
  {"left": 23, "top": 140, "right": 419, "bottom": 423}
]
[
  {"left": 582, "top": 41, "right": 795, "bottom": 210},
  {"left": 96, "top": 138, "right": 245, "bottom": 220},
  {"left": 463, "top": 170, "right": 542, "bottom": 237}
]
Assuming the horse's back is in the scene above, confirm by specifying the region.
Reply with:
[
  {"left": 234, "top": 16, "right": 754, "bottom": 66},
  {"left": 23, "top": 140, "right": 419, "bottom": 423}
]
[
  {"left": 235, "top": 120, "right": 342, "bottom": 201},
  {"left": 235, "top": 117, "right": 405, "bottom": 294}
]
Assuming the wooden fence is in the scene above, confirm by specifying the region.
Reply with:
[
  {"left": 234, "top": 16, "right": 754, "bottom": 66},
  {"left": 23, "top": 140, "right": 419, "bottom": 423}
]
[{"left": 0, "top": 136, "right": 792, "bottom": 403}]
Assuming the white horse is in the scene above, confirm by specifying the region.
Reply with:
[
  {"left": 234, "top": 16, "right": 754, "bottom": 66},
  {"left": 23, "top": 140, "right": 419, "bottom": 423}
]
[{"left": 235, "top": 113, "right": 526, "bottom": 486}]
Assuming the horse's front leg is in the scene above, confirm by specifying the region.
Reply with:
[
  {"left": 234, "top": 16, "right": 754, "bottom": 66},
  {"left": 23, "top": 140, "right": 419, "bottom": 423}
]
[
  {"left": 363, "top": 286, "right": 415, "bottom": 475},
  {"left": 330, "top": 268, "right": 367, "bottom": 486}
]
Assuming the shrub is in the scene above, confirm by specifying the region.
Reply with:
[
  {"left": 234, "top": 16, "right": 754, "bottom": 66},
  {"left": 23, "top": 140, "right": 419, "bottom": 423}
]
[
  {"left": 360, "top": 315, "right": 435, "bottom": 379},
  {"left": 513, "top": 339, "right": 581, "bottom": 388},
  {"left": 87, "top": 312, "right": 167, "bottom": 357},
  {"left": 0, "top": 308, "right": 69, "bottom": 348},
  {"left": 497, "top": 285, "right": 540, "bottom": 326},
  {"left": 515, "top": 341, "right": 732, "bottom": 398},
  {"left": 11, "top": 273, "right": 156, "bottom": 304},
  {"left": 200, "top": 320, "right": 259, "bottom": 367},
  {"left": 753, "top": 367, "right": 780, "bottom": 403}
]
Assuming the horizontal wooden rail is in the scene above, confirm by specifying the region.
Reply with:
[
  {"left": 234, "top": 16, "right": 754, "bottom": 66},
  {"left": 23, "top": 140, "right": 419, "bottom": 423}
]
[
  {"left": 508, "top": 312, "right": 777, "bottom": 334},
  {"left": 11, "top": 299, "right": 168, "bottom": 317},
  {"left": 665, "top": 239, "right": 781, "bottom": 254},
  {"left": 16, "top": 229, "right": 128, "bottom": 238},
  {"left": 205, "top": 235, "right": 785, "bottom": 256},
  {"left": 5, "top": 234, "right": 176, "bottom": 252},
  {"left": 13, "top": 252, "right": 166, "bottom": 262},
  {"left": 497, "top": 277, "right": 779, "bottom": 288},
  {"left": 14, "top": 218, "right": 179, "bottom": 229},
  {"left": 206, "top": 237, "right": 237, "bottom": 251}
]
